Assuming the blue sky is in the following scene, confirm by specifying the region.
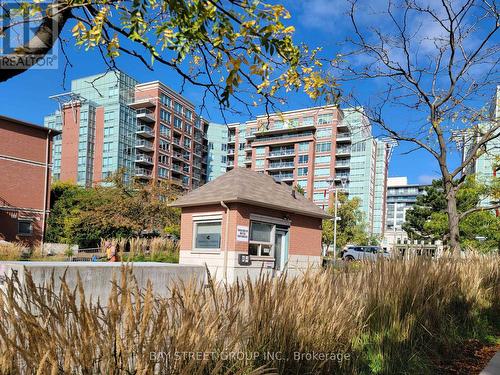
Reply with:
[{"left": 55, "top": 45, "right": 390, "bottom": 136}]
[{"left": 1, "top": 0, "right": 495, "bottom": 185}]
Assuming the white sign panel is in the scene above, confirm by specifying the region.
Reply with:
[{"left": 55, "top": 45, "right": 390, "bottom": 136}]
[{"left": 236, "top": 225, "right": 249, "bottom": 242}]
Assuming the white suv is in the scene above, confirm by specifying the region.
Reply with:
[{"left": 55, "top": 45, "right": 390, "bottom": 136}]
[{"left": 340, "top": 246, "right": 391, "bottom": 261}]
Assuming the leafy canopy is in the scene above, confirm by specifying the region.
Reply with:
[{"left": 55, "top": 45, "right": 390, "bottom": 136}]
[{"left": 46, "top": 173, "right": 181, "bottom": 247}]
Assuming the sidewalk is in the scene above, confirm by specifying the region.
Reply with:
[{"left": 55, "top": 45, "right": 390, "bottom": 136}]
[{"left": 480, "top": 351, "right": 500, "bottom": 375}]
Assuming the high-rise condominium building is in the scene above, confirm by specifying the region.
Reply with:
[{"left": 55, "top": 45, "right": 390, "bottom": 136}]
[
  {"left": 383, "top": 177, "right": 429, "bottom": 246},
  {"left": 207, "top": 105, "right": 391, "bottom": 236},
  {"left": 463, "top": 86, "right": 499, "bottom": 188},
  {"left": 45, "top": 71, "right": 209, "bottom": 189}
]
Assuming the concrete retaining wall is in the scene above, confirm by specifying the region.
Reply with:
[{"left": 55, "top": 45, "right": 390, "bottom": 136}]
[{"left": 0, "top": 262, "right": 205, "bottom": 303}]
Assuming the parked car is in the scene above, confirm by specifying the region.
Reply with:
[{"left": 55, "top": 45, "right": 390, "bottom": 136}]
[{"left": 341, "top": 245, "right": 391, "bottom": 261}]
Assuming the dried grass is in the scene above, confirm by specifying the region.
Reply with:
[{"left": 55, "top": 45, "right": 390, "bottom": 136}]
[{"left": 0, "top": 257, "right": 498, "bottom": 374}]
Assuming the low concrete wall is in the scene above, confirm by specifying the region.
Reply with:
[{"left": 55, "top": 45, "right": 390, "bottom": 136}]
[
  {"left": 180, "top": 250, "right": 321, "bottom": 283},
  {"left": 0, "top": 262, "right": 205, "bottom": 303}
]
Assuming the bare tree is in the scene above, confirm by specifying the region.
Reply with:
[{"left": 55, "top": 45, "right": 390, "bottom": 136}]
[{"left": 341, "top": 0, "right": 499, "bottom": 253}]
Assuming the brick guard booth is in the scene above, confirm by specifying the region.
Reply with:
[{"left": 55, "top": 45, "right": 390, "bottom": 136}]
[{"left": 170, "top": 168, "right": 331, "bottom": 283}]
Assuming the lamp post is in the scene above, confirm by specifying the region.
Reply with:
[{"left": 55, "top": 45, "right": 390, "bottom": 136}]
[{"left": 327, "top": 176, "right": 348, "bottom": 259}]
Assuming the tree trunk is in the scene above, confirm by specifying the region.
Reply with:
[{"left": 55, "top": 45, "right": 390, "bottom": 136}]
[{"left": 445, "top": 181, "right": 461, "bottom": 255}]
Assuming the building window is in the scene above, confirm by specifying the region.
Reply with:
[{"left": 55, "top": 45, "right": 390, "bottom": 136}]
[
  {"left": 317, "top": 113, "right": 333, "bottom": 124},
  {"left": 249, "top": 221, "right": 274, "bottom": 257},
  {"left": 160, "top": 125, "right": 170, "bottom": 137},
  {"left": 302, "top": 116, "right": 314, "bottom": 126},
  {"left": 185, "top": 109, "right": 193, "bottom": 121},
  {"left": 316, "top": 128, "right": 332, "bottom": 138},
  {"left": 18, "top": 220, "right": 33, "bottom": 235},
  {"left": 298, "top": 167, "right": 308, "bottom": 176},
  {"left": 298, "top": 155, "right": 308, "bottom": 164},
  {"left": 194, "top": 221, "right": 222, "bottom": 250},
  {"left": 174, "top": 102, "right": 183, "bottom": 114},
  {"left": 315, "top": 155, "right": 331, "bottom": 164},
  {"left": 160, "top": 94, "right": 172, "bottom": 107},
  {"left": 256, "top": 146, "right": 265, "bottom": 156},
  {"left": 314, "top": 180, "right": 330, "bottom": 189},
  {"left": 255, "top": 159, "right": 265, "bottom": 168},
  {"left": 160, "top": 109, "right": 171, "bottom": 123},
  {"left": 174, "top": 116, "right": 182, "bottom": 129},
  {"left": 298, "top": 142, "right": 309, "bottom": 152},
  {"left": 314, "top": 167, "right": 330, "bottom": 176},
  {"left": 221, "top": 144, "right": 227, "bottom": 151},
  {"left": 316, "top": 142, "right": 331, "bottom": 153},
  {"left": 158, "top": 167, "right": 168, "bottom": 178}
]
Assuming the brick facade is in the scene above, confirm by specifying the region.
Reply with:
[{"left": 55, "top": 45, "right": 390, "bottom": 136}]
[{"left": 0, "top": 116, "right": 58, "bottom": 244}]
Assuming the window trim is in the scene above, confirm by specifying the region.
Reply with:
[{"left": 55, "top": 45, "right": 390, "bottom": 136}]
[{"left": 191, "top": 213, "right": 223, "bottom": 253}]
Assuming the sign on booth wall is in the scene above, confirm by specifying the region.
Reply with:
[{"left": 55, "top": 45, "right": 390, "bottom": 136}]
[{"left": 236, "top": 225, "right": 249, "bottom": 242}]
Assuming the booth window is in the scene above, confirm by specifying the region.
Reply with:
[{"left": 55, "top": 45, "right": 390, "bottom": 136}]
[
  {"left": 18, "top": 220, "right": 33, "bottom": 235},
  {"left": 249, "top": 221, "right": 274, "bottom": 257},
  {"left": 194, "top": 221, "right": 222, "bottom": 250}
]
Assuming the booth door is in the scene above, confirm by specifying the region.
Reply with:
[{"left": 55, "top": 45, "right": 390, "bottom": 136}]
[{"left": 274, "top": 228, "right": 289, "bottom": 272}]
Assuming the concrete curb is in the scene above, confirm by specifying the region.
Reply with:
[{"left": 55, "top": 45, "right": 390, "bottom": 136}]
[{"left": 480, "top": 351, "right": 500, "bottom": 375}]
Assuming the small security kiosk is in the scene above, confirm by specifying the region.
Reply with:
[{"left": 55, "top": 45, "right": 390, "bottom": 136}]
[{"left": 170, "top": 168, "right": 331, "bottom": 283}]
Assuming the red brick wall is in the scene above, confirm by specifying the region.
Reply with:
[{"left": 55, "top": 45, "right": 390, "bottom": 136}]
[
  {"left": 60, "top": 106, "right": 81, "bottom": 183},
  {"left": 0, "top": 118, "right": 53, "bottom": 243}
]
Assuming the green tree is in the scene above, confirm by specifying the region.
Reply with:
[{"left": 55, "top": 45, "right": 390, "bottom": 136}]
[
  {"left": 46, "top": 173, "right": 182, "bottom": 247},
  {"left": 1, "top": 0, "right": 336, "bottom": 109},
  {"left": 403, "top": 177, "right": 500, "bottom": 252},
  {"left": 322, "top": 193, "right": 369, "bottom": 255}
]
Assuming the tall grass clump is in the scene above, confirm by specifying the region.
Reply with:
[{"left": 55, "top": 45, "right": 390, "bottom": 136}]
[
  {"left": 0, "top": 257, "right": 498, "bottom": 374},
  {"left": 100, "top": 237, "right": 179, "bottom": 263}
]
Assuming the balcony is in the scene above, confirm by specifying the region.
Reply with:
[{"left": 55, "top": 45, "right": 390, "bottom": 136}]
[
  {"left": 335, "top": 161, "right": 350, "bottom": 169},
  {"left": 227, "top": 149, "right": 236, "bottom": 155},
  {"left": 336, "top": 133, "right": 351, "bottom": 143},
  {"left": 267, "top": 162, "right": 295, "bottom": 170},
  {"left": 136, "top": 108, "right": 155, "bottom": 123},
  {"left": 227, "top": 161, "right": 235, "bottom": 168},
  {"left": 172, "top": 138, "right": 182, "bottom": 147},
  {"left": 136, "top": 125, "right": 154, "bottom": 138},
  {"left": 268, "top": 149, "right": 295, "bottom": 158},
  {"left": 244, "top": 157, "right": 252, "bottom": 164},
  {"left": 172, "top": 151, "right": 183, "bottom": 160},
  {"left": 134, "top": 168, "right": 152, "bottom": 178},
  {"left": 135, "top": 139, "right": 154, "bottom": 152},
  {"left": 228, "top": 136, "right": 236, "bottom": 144},
  {"left": 253, "top": 131, "right": 314, "bottom": 146},
  {"left": 135, "top": 154, "right": 154, "bottom": 166},
  {"left": 171, "top": 164, "right": 182, "bottom": 172},
  {"left": 335, "top": 173, "right": 350, "bottom": 180},
  {"left": 271, "top": 173, "right": 294, "bottom": 182},
  {"left": 129, "top": 98, "right": 156, "bottom": 109},
  {"left": 336, "top": 147, "right": 351, "bottom": 156}
]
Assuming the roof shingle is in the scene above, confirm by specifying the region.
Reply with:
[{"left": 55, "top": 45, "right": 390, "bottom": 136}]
[{"left": 170, "top": 168, "right": 332, "bottom": 219}]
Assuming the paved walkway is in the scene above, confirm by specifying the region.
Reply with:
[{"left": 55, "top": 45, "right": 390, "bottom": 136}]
[{"left": 480, "top": 351, "right": 500, "bottom": 375}]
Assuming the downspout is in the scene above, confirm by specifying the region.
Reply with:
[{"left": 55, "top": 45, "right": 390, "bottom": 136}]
[
  {"left": 220, "top": 201, "right": 230, "bottom": 282},
  {"left": 41, "top": 129, "right": 51, "bottom": 254}
]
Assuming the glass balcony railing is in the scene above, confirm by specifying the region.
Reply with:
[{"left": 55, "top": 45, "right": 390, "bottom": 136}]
[
  {"left": 136, "top": 108, "right": 155, "bottom": 123},
  {"left": 135, "top": 154, "right": 153, "bottom": 164},
  {"left": 268, "top": 162, "right": 295, "bottom": 169},
  {"left": 136, "top": 125, "right": 154, "bottom": 138},
  {"left": 268, "top": 149, "right": 295, "bottom": 157},
  {"left": 135, "top": 168, "right": 152, "bottom": 177},
  {"left": 270, "top": 173, "right": 294, "bottom": 181},
  {"left": 135, "top": 139, "right": 154, "bottom": 150}
]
